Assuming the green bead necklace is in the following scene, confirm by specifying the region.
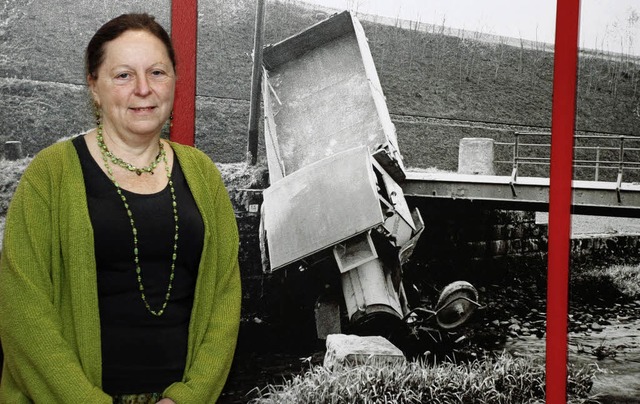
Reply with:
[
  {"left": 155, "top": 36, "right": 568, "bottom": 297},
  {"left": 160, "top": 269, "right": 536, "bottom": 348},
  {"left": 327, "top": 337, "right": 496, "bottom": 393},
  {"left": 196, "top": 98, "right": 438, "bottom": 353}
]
[
  {"left": 99, "top": 136, "right": 164, "bottom": 176},
  {"left": 97, "top": 124, "right": 179, "bottom": 316}
]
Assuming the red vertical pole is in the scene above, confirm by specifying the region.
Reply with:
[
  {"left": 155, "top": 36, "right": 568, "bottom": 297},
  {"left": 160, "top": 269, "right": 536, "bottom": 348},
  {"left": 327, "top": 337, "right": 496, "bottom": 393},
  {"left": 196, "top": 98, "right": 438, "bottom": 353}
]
[
  {"left": 170, "top": 0, "right": 198, "bottom": 146},
  {"left": 546, "top": 1, "right": 581, "bottom": 403}
]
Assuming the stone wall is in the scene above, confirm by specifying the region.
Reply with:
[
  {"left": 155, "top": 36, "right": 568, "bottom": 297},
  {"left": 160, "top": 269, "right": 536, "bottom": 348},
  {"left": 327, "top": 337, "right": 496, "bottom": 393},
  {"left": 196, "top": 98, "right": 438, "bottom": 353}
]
[
  {"left": 571, "top": 234, "right": 640, "bottom": 266},
  {"left": 405, "top": 201, "right": 548, "bottom": 284}
]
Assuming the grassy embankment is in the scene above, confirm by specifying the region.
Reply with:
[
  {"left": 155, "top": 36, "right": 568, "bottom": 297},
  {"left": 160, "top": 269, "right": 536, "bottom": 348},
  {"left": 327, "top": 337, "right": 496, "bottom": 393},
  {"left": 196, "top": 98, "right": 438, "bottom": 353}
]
[
  {"left": 3, "top": 0, "right": 640, "bottom": 175},
  {"left": 250, "top": 353, "right": 597, "bottom": 404}
]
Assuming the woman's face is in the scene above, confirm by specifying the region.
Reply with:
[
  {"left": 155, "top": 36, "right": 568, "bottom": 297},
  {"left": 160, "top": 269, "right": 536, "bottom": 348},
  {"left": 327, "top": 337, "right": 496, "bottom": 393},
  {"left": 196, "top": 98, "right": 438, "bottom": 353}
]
[{"left": 89, "top": 29, "right": 175, "bottom": 139}]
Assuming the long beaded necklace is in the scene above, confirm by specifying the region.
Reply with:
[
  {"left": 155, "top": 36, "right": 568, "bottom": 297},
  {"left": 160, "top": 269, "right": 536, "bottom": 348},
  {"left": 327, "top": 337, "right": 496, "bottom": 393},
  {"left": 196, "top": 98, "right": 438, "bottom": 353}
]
[{"left": 96, "top": 124, "right": 179, "bottom": 316}]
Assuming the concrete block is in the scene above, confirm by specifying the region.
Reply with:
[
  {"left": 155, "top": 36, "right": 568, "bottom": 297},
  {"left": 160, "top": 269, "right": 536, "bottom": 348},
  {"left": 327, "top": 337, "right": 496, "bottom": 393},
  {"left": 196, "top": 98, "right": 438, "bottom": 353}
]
[
  {"left": 458, "top": 138, "right": 494, "bottom": 175},
  {"left": 525, "top": 239, "right": 540, "bottom": 252},
  {"left": 512, "top": 224, "right": 525, "bottom": 239},
  {"left": 323, "top": 334, "right": 405, "bottom": 371},
  {"left": 4, "top": 141, "right": 23, "bottom": 160},
  {"left": 490, "top": 240, "right": 507, "bottom": 256}
]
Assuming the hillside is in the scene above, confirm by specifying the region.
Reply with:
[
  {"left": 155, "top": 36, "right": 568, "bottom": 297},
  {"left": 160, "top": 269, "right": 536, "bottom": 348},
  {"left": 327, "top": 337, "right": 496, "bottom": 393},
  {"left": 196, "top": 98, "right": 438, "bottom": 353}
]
[{"left": 1, "top": 0, "right": 640, "bottom": 173}]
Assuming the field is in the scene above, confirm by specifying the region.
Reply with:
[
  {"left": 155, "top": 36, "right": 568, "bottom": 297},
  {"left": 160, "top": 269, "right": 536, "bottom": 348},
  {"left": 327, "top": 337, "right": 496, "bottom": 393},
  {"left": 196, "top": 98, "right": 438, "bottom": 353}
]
[{"left": 2, "top": 0, "right": 640, "bottom": 173}]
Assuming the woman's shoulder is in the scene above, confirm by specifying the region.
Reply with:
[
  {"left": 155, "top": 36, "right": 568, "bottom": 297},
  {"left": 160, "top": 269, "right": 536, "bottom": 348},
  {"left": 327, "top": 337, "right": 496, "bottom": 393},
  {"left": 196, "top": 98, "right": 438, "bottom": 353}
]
[
  {"left": 12, "top": 136, "right": 81, "bottom": 200},
  {"left": 27, "top": 137, "right": 78, "bottom": 171},
  {"left": 170, "top": 141, "right": 220, "bottom": 173},
  {"left": 169, "top": 140, "right": 208, "bottom": 159}
]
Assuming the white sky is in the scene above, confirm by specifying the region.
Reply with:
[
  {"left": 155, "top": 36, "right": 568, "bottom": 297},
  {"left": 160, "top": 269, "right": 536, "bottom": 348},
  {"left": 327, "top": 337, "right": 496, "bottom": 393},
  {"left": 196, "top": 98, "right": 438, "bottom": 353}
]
[{"left": 301, "top": 0, "right": 640, "bottom": 55}]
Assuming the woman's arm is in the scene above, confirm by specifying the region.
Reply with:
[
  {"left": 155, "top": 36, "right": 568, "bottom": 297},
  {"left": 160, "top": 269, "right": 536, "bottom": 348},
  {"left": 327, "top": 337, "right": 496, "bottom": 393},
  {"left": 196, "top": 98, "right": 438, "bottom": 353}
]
[
  {"left": 0, "top": 167, "right": 111, "bottom": 403},
  {"left": 163, "top": 154, "right": 242, "bottom": 403}
]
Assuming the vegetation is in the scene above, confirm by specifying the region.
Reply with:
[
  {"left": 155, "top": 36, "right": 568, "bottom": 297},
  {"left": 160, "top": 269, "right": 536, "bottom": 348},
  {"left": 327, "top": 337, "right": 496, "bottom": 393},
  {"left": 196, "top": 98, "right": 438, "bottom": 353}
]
[
  {"left": 572, "top": 262, "right": 640, "bottom": 303},
  {"left": 603, "top": 264, "right": 640, "bottom": 298},
  {"left": 2, "top": 0, "right": 640, "bottom": 168},
  {"left": 0, "top": 156, "right": 31, "bottom": 250},
  {"left": 249, "top": 353, "right": 598, "bottom": 404},
  {"left": 0, "top": 157, "right": 30, "bottom": 215}
]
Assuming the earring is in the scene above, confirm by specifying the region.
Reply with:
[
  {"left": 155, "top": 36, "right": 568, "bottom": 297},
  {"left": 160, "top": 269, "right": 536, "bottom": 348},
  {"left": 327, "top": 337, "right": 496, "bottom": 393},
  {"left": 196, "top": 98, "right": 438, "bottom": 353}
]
[
  {"left": 169, "top": 111, "right": 174, "bottom": 128},
  {"left": 95, "top": 108, "right": 103, "bottom": 135}
]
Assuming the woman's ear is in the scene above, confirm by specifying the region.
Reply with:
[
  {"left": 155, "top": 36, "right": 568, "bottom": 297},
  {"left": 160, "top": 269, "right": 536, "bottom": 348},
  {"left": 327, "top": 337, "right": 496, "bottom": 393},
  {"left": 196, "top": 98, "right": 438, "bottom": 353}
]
[{"left": 87, "top": 74, "right": 100, "bottom": 106}]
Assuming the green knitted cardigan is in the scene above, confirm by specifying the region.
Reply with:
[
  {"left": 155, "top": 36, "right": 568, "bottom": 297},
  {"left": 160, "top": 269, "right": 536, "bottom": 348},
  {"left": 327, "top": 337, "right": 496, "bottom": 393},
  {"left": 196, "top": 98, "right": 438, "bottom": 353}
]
[{"left": 0, "top": 138, "right": 241, "bottom": 403}]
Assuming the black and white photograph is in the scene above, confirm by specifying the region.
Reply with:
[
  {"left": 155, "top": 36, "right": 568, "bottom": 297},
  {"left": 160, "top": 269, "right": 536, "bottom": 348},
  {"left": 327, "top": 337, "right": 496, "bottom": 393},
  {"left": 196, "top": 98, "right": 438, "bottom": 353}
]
[{"left": 1, "top": 0, "right": 639, "bottom": 403}]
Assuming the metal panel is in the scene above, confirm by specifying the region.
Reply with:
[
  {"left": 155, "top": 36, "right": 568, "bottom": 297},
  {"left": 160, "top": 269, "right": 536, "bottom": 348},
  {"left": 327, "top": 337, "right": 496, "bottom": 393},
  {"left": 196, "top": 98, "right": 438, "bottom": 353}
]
[
  {"left": 263, "top": 146, "right": 384, "bottom": 270},
  {"left": 262, "top": 11, "right": 403, "bottom": 178},
  {"left": 372, "top": 158, "right": 415, "bottom": 230},
  {"left": 263, "top": 11, "right": 355, "bottom": 70},
  {"left": 333, "top": 232, "right": 378, "bottom": 274},
  {"left": 262, "top": 68, "right": 285, "bottom": 183}
]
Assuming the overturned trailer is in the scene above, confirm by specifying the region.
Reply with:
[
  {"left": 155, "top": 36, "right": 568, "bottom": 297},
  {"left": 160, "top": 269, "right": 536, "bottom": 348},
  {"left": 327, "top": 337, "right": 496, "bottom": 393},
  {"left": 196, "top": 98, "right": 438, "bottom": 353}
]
[{"left": 259, "top": 11, "right": 478, "bottom": 342}]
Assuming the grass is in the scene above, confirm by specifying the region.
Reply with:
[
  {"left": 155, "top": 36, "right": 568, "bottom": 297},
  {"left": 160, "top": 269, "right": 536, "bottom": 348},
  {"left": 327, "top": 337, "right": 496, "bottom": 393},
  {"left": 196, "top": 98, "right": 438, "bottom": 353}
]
[
  {"left": 569, "top": 260, "right": 640, "bottom": 309},
  {"left": 0, "top": 157, "right": 31, "bottom": 250},
  {"left": 0, "top": 157, "right": 31, "bottom": 215},
  {"left": 3, "top": 0, "right": 640, "bottom": 167},
  {"left": 249, "top": 352, "right": 598, "bottom": 404},
  {"left": 573, "top": 264, "right": 640, "bottom": 301},
  {"left": 603, "top": 264, "right": 640, "bottom": 298}
]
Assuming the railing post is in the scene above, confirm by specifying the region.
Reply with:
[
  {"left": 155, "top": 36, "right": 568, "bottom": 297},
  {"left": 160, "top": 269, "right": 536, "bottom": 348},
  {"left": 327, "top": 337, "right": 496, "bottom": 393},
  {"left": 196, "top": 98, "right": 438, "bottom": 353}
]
[
  {"left": 618, "top": 136, "right": 625, "bottom": 182},
  {"left": 615, "top": 136, "right": 625, "bottom": 203},
  {"left": 594, "top": 146, "right": 600, "bottom": 181},
  {"left": 507, "top": 132, "right": 520, "bottom": 197},
  {"left": 511, "top": 132, "right": 519, "bottom": 180}
]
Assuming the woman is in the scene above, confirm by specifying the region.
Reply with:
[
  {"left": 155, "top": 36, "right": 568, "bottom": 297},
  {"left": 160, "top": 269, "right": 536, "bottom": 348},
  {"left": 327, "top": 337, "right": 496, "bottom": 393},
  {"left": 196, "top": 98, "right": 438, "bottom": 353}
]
[{"left": 0, "top": 13, "right": 241, "bottom": 403}]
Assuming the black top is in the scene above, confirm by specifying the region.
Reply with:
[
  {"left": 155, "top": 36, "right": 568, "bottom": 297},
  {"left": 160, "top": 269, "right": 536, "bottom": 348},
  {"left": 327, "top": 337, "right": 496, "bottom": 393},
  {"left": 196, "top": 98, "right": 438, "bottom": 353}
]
[{"left": 73, "top": 135, "right": 204, "bottom": 395}]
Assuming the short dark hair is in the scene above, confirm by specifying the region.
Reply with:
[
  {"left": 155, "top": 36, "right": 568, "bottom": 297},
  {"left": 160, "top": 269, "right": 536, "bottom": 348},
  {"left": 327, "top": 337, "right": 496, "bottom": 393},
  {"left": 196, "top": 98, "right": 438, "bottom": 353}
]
[{"left": 85, "top": 13, "right": 176, "bottom": 80}]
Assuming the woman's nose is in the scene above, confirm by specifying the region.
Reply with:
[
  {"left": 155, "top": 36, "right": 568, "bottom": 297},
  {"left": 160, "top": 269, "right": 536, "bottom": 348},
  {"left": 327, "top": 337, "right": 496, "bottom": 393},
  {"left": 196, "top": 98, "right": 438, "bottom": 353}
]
[{"left": 135, "top": 75, "right": 151, "bottom": 96}]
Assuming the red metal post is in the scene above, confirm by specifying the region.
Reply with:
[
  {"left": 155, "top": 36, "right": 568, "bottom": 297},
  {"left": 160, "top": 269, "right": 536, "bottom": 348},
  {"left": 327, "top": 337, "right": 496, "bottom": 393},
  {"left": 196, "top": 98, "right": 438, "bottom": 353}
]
[
  {"left": 546, "top": 1, "right": 581, "bottom": 403},
  {"left": 170, "top": 0, "right": 198, "bottom": 146}
]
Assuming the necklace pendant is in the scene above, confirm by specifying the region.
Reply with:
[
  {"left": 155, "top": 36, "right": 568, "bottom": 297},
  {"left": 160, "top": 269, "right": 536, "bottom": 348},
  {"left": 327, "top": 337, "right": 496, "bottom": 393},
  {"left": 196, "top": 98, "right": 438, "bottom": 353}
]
[{"left": 97, "top": 132, "right": 178, "bottom": 317}]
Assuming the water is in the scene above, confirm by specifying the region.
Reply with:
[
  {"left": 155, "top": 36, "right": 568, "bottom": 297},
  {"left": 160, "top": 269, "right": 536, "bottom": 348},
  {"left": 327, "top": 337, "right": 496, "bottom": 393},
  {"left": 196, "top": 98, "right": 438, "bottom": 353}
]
[{"left": 504, "top": 318, "right": 640, "bottom": 403}]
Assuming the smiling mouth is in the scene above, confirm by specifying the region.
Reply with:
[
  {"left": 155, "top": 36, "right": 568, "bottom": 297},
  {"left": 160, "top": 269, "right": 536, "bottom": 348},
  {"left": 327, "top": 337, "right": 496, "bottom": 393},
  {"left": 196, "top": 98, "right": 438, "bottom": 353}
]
[{"left": 130, "top": 107, "right": 156, "bottom": 112}]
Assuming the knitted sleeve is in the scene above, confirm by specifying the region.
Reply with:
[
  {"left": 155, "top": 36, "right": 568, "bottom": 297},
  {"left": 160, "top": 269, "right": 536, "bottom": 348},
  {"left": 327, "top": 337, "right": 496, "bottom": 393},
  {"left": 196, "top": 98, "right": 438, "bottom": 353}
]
[
  {"left": 0, "top": 151, "right": 111, "bottom": 403},
  {"left": 163, "top": 147, "right": 242, "bottom": 403}
]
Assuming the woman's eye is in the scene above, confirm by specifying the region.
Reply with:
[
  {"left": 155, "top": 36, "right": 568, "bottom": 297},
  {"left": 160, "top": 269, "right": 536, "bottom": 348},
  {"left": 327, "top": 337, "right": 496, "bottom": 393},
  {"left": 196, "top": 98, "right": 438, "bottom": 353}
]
[{"left": 115, "top": 72, "right": 131, "bottom": 80}]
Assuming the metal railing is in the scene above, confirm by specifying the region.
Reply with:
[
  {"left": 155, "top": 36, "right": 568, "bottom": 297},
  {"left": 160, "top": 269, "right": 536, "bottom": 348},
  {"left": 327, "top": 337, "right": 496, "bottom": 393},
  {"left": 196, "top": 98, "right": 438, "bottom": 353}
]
[{"left": 494, "top": 132, "right": 640, "bottom": 201}]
